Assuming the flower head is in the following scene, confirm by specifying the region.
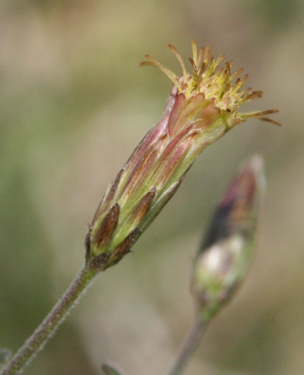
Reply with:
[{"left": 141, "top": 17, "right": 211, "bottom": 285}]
[
  {"left": 85, "top": 42, "right": 279, "bottom": 271},
  {"left": 191, "top": 156, "right": 265, "bottom": 320}
]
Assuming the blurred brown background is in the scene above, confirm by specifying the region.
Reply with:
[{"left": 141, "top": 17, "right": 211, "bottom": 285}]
[{"left": 0, "top": 0, "right": 303, "bottom": 374}]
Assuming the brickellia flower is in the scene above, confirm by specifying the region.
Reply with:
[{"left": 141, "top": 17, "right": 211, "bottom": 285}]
[
  {"left": 191, "top": 156, "right": 265, "bottom": 320},
  {"left": 86, "top": 41, "right": 279, "bottom": 270}
]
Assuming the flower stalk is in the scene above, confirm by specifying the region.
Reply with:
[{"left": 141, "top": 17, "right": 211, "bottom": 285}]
[
  {"left": 1, "top": 42, "right": 278, "bottom": 375},
  {"left": 0, "top": 264, "right": 99, "bottom": 375},
  {"left": 167, "top": 315, "right": 208, "bottom": 375}
]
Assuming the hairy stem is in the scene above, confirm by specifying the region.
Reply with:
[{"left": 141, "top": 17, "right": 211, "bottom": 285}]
[
  {"left": 168, "top": 315, "right": 209, "bottom": 375},
  {"left": 0, "top": 264, "right": 99, "bottom": 375}
]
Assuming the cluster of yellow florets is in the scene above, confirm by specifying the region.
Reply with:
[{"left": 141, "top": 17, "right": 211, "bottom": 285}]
[{"left": 140, "top": 41, "right": 280, "bottom": 126}]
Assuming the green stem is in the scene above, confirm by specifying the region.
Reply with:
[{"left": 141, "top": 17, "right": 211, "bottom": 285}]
[
  {"left": 0, "top": 264, "right": 99, "bottom": 375},
  {"left": 167, "top": 315, "right": 209, "bottom": 375}
]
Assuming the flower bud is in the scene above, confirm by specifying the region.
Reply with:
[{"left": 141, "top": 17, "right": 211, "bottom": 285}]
[
  {"left": 86, "top": 42, "right": 278, "bottom": 270},
  {"left": 191, "top": 156, "right": 265, "bottom": 320}
]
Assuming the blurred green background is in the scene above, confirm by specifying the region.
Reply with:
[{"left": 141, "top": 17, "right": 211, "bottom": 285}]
[{"left": 1, "top": 0, "right": 304, "bottom": 374}]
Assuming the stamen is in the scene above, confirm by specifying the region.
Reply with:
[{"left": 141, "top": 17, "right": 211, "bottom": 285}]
[
  {"left": 185, "top": 77, "right": 197, "bottom": 98},
  {"left": 197, "top": 46, "right": 205, "bottom": 68},
  {"left": 189, "top": 57, "right": 199, "bottom": 76},
  {"left": 214, "top": 55, "right": 225, "bottom": 71},
  {"left": 242, "top": 109, "right": 280, "bottom": 126},
  {"left": 189, "top": 57, "right": 198, "bottom": 73},
  {"left": 239, "top": 87, "right": 253, "bottom": 96},
  {"left": 233, "top": 74, "right": 249, "bottom": 93},
  {"left": 244, "top": 91, "right": 263, "bottom": 101},
  {"left": 168, "top": 44, "right": 188, "bottom": 83},
  {"left": 191, "top": 40, "right": 198, "bottom": 66},
  {"left": 140, "top": 54, "right": 182, "bottom": 92},
  {"left": 225, "top": 61, "right": 231, "bottom": 75},
  {"left": 229, "top": 68, "right": 244, "bottom": 84},
  {"left": 139, "top": 61, "right": 154, "bottom": 67},
  {"left": 258, "top": 109, "right": 279, "bottom": 116},
  {"left": 206, "top": 55, "right": 224, "bottom": 79},
  {"left": 204, "top": 45, "right": 211, "bottom": 65},
  {"left": 198, "top": 61, "right": 206, "bottom": 76},
  {"left": 204, "top": 57, "right": 215, "bottom": 78},
  {"left": 259, "top": 117, "right": 281, "bottom": 126}
]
